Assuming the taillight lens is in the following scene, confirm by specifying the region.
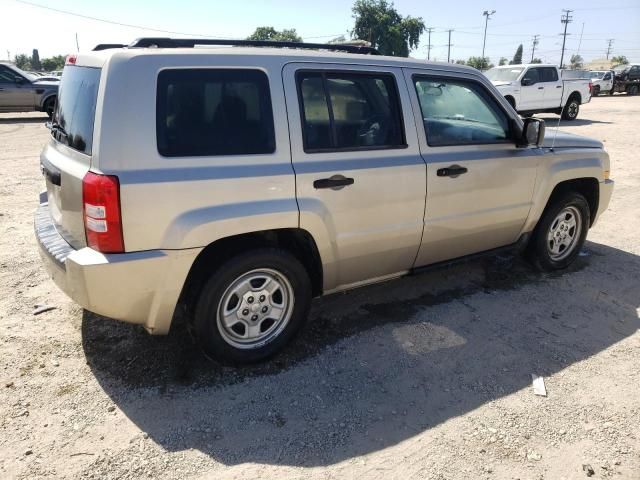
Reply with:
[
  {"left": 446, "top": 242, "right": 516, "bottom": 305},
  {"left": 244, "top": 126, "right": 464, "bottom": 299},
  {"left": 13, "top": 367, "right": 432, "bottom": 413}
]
[
  {"left": 65, "top": 54, "right": 77, "bottom": 65},
  {"left": 82, "top": 172, "right": 124, "bottom": 253}
]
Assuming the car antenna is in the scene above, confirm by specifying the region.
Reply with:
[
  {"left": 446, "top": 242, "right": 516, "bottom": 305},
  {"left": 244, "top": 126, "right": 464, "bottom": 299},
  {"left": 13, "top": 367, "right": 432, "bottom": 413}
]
[{"left": 549, "top": 114, "right": 562, "bottom": 152}]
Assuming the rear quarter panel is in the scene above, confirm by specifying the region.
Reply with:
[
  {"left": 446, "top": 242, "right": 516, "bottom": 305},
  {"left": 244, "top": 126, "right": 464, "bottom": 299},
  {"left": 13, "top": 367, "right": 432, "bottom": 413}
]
[{"left": 92, "top": 52, "right": 298, "bottom": 252}]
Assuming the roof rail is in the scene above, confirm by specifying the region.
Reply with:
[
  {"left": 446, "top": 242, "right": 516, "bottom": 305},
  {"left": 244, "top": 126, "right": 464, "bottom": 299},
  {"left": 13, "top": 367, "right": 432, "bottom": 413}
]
[
  {"left": 93, "top": 43, "right": 127, "bottom": 51},
  {"left": 126, "top": 37, "right": 380, "bottom": 55}
]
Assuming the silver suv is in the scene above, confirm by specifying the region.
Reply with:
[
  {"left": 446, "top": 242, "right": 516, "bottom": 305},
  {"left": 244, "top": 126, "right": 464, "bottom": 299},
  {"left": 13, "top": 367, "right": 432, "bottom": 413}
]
[
  {"left": 35, "top": 39, "right": 614, "bottom": 363},
  {"left": 0, "top": 62, "right": 58, "bottom": 117}
]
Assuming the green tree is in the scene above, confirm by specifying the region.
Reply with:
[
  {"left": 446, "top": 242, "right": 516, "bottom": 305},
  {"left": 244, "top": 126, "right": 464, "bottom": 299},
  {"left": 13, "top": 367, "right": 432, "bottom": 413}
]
[
  {"left": 570, "top": 54, "right": 583, "bottom": 70},
  {"left": 14, "top": 54, "right": 31, "bottom": 70},
  {"left": 455, "top": 59, "right": 466, "bottom": 65},
  {"left": 466, "top": 56, "right": 492, "bottom": 70},
  {"left": 531, "top": 57, "right": 542, "bottom": 64},
  {"left": 247, "top": 26, "right": 302, "bottom": 42},
  {"left": 498, "top": 57, "right": 508, "bottom": 66},
  {"left": 31, "top": 49, "right": 41, "bottom": 71},
  {"left": 41, "top": 55, "right": 65, "bottom": 71},
  {"left": 509, "top": 44, "right": 523, "bottom": 65},
  {"left": 611, "top": 55, "right": 628, "bottom": 65},
  {"left": 351, "top": 0, "right": 425, "bottom": 56}
]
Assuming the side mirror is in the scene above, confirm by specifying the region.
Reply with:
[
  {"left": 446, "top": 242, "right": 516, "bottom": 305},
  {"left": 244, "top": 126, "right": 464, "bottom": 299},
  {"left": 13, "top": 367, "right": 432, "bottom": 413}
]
[
  {"left": 521, "top": 78, "right": 533, "bottom": 86},
  {"left": 518, "top": 118, "right": 545, "bottom": 147}
]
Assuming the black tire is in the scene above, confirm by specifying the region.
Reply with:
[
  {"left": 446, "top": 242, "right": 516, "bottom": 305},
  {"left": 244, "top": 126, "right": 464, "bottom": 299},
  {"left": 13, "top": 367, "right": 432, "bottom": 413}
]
[
  {"left": 526, "top": 192, "right": 590, "bottom": 271},
  {"left": 561, "top": 97, "right": 580, "bottom": 120},
  {"left": 43, "top": 97, "right": 56, "bottom": 119},
  {"left": 593, "top": 85, "right": 600, "bottom": 96},
  {"left": 193, "top": 248, "right": 312, "bottom": 364},
  {"left": 628, "top": 85, "right": 639, "bottom": 96}
]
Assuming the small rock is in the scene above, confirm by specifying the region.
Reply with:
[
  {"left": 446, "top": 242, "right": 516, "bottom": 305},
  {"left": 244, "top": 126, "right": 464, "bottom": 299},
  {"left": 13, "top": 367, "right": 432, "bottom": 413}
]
[
  {"left": 107, "top": 405, "right": 116, "bottom": 412},
  {"left": 582, "top": 464, "right": 595, "bottom": 477},
  {"left": 488, "top": 427, "right": 498, "bottom": 434},
  {"left": 50, "top": 359, "right": 59, "bottom": 367},
  {"left": 5, "top": 381, "right": 14, "bottom": 388},
  {"left": 24, "top": 449, "right": 33, "bottom": 456},
  {"left": 527, "top": 451, "right": 542, "bottom": 461}
]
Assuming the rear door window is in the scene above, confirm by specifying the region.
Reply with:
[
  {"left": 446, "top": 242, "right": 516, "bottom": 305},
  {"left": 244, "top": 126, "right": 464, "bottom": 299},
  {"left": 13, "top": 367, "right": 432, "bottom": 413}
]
[
  {"left": 53, "top": 66, "right": 101, "bottom": 155},
  {"left": 541, "top": 67, "right": 559, "bottom": 82},
  {"left": 296, "top": 71, "right": 405, "bottom": 152},
  {"left": 156, "top": 69, "right": 275, "bottom": 157}
]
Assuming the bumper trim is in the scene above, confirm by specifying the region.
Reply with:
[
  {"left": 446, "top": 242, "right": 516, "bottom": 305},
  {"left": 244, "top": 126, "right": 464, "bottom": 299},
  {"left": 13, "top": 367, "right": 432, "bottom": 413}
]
[{"left": 34, "top": 202, "right": 75, "bottom": 269}]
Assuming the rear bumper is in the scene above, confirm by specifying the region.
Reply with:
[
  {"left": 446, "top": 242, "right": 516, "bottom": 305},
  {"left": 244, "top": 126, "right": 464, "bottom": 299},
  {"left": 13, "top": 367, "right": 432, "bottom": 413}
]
[
  {"left": 593, "top": 179, "right": 614, "bottom": 226},
  {"left": 35, "top": 198, "right": 200, "bottom": 334}
]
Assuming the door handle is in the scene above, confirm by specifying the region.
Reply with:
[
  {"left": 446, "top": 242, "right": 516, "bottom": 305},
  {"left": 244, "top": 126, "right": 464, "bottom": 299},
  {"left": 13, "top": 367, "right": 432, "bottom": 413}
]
[
  {"left": 556, "top": 85, "right": 562, "bottom": 88},
  {"left": 538, "top": 86, "right": 544, "bottom": 90},
  {"left": 437, "top": 165, "right": 468, "bottom": 177},
  {"left": 313, "top": 175, "right": 354, "bottom": 190}
]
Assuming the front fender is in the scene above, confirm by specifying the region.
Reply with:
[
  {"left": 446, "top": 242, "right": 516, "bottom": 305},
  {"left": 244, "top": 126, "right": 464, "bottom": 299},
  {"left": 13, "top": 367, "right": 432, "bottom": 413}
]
[{"left": 522, "top": 149, "right": 607, "bottom": 233}]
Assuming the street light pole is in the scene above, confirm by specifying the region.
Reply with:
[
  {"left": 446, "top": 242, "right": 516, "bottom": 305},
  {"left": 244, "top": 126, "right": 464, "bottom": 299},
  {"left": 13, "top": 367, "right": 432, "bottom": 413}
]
[{"left": 482, "top": 10, "right": 496, "bottom": 61}]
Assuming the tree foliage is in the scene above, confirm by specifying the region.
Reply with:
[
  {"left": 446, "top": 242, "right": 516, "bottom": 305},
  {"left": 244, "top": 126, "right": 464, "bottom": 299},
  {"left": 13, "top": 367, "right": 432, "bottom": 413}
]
[
  {"left": 510, "top": 44, "right": 523, "bottom": 65},
  {"left": 247, "top": 26, "right": 302, "bottom": 42},
  {"left": 498, "top": 57, "right": 508, "bottom": 66},
  {"left": 531, "top": 57, "right": 543, "bottom": 64},
  {"left": 611, "top": 55, "right": 628, "bottom": 65},
  {"left": 41, "top": 55, "right": 65, "bottom": 71},
  {"left": 14, "top": 54, "right": 31, "bottom": 70},
  {"left": 466, "top": 56, "right": 492, "bottom": 70},
  {"left": 569, "top": 54, "right": 583, "bottom": 70},
  {"left": 351, "top": 0, "right": 425, "bottom": 56},
  {"left": 31, "top": 49, "right": 41, "bottom": 71}
]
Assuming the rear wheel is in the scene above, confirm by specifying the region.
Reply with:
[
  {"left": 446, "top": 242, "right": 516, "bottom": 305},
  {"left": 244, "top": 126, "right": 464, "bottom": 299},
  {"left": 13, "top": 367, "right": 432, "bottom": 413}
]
[
  {"left": 43, "top": 97, "right": 56, "bottom": 119},
  {"left": 627, "top": 85, "right": 639, "bottom": 96},
  {"left": 593, "top": 85, "right": 600, "bottom": 96},
  {"left": 526, "top": 192, "right": 590, "bottom": 271},
  {"left": 193, "top": 248, "right": 312, "bottom": 364},
  {"left": 561, "top": 97, "right": 580, "bottom": 120}
]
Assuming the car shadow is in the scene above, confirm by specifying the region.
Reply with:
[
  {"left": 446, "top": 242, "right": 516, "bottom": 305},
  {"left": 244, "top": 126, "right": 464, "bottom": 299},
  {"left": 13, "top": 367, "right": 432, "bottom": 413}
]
[
  {"left": 81, "top": 240, "right": 639, "bottom": 467},
  {"left": 534, "top": 116, "right": 613, "bottom": 127},
  {"left": 0, "top": 116, "right": 48, "bottom": 124}
]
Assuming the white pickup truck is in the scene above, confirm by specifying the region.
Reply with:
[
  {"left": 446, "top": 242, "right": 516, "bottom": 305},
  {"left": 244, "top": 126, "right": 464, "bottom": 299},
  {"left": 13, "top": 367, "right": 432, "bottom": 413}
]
[{"left": 485, "top": 64, "right": 592, "bottom": 121}]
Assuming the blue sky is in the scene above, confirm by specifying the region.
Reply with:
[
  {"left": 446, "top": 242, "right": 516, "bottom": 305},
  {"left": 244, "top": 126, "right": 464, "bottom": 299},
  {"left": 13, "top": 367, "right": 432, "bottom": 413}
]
[{"left": 1, "top": 0, "right": 639, "bottom": 65}]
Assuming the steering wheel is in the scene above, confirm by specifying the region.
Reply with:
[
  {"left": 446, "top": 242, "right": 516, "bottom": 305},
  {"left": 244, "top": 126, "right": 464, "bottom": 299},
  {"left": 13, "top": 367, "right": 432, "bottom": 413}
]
[{"left": 357, "top": 115, "right": 389, "bottom": 146}]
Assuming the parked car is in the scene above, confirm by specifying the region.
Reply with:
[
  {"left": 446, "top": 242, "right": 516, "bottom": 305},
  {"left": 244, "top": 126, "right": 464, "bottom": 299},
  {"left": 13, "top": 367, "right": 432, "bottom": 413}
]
[
  {"left": 0, "top": 62, "right": 58, "bottom": 117},
  {"left": 485, "top": 64, "right": 592, "bottom": 120},
  {"left": 35, "top": 39, "right": 613, "bottom": 363},
  {"left": 611, "top": 64, "right": 640, "bottom": 95},
  {"left": 589, "top": 70, "right": 614, "bottom": 95}
]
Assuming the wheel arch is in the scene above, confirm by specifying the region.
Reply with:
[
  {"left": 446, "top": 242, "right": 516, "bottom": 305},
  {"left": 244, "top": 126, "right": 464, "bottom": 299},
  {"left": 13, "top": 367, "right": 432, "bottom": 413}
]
[
  {"left": 176, "top": 228, "right": 324, "bottom": 322},
  {"left": 541, "top": 178, "right": 599, "bottom": 227}
]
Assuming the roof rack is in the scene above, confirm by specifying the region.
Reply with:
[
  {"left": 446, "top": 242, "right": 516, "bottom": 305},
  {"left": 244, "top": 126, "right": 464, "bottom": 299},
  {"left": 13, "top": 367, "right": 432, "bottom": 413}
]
[
  {"left": 93, "top": 43, "right": 127, "bottom": 51},
  {"left": 121, "top": 37, "right": 380, "bottom": 55}
]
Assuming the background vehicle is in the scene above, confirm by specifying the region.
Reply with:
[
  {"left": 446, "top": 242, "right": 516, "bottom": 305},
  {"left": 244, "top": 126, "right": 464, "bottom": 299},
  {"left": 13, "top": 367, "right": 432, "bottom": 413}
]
[
  {"left": 485, "top": 64, "right": 592, "bottom": 120},
  {"left": 0, "top": 61, "right": 58, "bottom": 117},
  {"left": 35, "top": 40, "right": 613, "bottom": 364},
  {"left": 611, "top": 64, "right": 640, "bottom": 95},
  {"left": 589, "top": 70, "right": 614, "bottom": 95}
]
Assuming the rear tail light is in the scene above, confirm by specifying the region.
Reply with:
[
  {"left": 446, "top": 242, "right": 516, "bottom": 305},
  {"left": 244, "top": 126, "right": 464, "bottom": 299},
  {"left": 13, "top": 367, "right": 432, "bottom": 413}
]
[
  {"left": 82, "top": 172, "right": 124, "bottom": 253},
  {"left": 65, "top": 54, "right": 77, "bottom": 65},
  {"left": 589, "top": 82, "right": 593, "bottom": 94}
]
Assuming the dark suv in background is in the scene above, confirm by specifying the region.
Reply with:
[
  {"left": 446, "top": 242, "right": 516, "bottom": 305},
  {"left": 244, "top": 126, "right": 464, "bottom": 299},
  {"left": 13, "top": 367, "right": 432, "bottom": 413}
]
[{"left": 0, "top": 62, "right": 58, "bottom": 117}]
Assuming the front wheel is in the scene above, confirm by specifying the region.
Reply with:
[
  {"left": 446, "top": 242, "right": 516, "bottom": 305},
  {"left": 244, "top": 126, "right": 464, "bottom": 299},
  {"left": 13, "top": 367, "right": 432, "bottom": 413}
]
[
  {"left": 43, "top": 97, "right": 56, "bottom": 119},
  {"left": 526, "top": 192, "right": 590, "bottom": 271},
  {"left": 561, "top": 98, "right": 580, "bottom": 120},
  {"left": 193, "top": 248, "right": 312, "bottom": 364},
  {"left": 628, "top": 85, "right": 639, "bottom": 96}
]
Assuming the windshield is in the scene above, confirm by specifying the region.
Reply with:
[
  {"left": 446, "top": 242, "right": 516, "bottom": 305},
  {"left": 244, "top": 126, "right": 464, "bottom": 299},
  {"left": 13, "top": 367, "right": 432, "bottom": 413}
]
[
  {"left": 484, "top": 67, "right": 524, "bottom": 82},
  {"left": 590, "top": 71, "right": 605, "bottom": 79},
  {"left": 52, "top": 66, "right": 101, "bottom": 155}
]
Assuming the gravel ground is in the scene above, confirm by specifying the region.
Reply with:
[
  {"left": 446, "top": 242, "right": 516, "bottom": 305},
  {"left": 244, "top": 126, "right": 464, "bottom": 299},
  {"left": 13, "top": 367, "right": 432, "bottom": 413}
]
[{"left": 0, "top": 97, "right": 639, "bottom": 480}]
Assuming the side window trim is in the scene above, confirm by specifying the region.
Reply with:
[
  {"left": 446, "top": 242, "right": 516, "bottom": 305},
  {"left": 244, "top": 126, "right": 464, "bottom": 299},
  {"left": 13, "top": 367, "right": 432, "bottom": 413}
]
[
  {"left": 412, "top": 73, "right": 515, "bottom": 148},
  {"left": 295, "top": 69, "right": 408, "bottom": 154}
]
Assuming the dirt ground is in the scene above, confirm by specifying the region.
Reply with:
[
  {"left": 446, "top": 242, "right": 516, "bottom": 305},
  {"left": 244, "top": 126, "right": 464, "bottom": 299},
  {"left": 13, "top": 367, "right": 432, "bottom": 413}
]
[{"left": 0, "top": 96, "right": 639, "bottom": 480}]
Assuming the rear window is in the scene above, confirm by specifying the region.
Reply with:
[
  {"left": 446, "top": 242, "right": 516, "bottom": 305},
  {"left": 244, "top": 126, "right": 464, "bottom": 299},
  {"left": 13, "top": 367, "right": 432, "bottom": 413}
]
[
  {"left": 52, "top": 66, "right": 101, "bottom": 155},
  {"left": 156, "top": 69, "right": 275, "bottom": 157}
]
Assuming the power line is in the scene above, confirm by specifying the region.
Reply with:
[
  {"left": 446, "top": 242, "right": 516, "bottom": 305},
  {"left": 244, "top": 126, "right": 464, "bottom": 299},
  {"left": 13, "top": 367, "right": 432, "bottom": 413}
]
[{"left": 559, "top": 9, "right": 573, "bottom": 69}]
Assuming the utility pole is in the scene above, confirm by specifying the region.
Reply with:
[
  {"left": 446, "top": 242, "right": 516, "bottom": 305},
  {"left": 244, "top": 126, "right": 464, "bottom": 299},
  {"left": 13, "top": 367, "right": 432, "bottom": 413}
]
[
  {"left": 426, "top": 27, "right": 434, "bottom": 60},
  {"left": 482, "top": 10, "right": 496, "bottom": 60},
  {"left": 559, "top": 9, "right": 573, "bottom": 69},
  {"left": 447, "top": 29, "right": 453, "bottom": 63},
  {"left": 531, "top": 35, "right": 539, "bottom": 62},
  {"left": 606, "top": 39, "right": 614, "bottom": 59},
  {"left": 576, "top": 22, "right": 584, "bottom": 56}
]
